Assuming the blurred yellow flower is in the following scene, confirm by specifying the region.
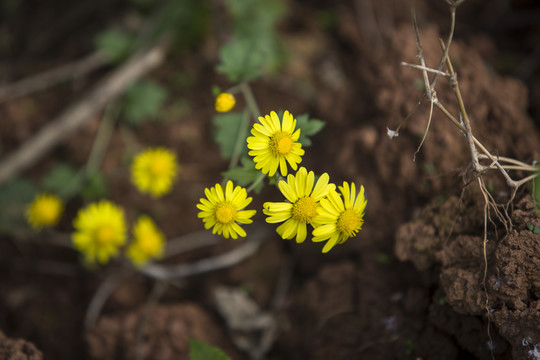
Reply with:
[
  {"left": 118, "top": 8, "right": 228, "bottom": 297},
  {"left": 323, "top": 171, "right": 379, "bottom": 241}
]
[
  {"left": 127, "top": 215, "right": 165, "bottom": 267},
  {"left": 197, "top": 181, "right": 256, "bottom": 239},
  {"left": 72, "top": 200, "right": 126, "bottom": 264},
  {"left": 215, "top": 92, "right": 236, "bottom": 112},
  {"left": 247, "top": 110, "right": 304, "bottom": 177},
  {"left": 312, "top": 182, "right": 367, "bottom": 253},
  {"left": 26, "top": 193, "right": 63, "bottom": 230},
  {"left": 263, "top": 167, "right": 335, "bottom": 243},
  {"left": 131, "top": 147, "right": 178, "bottom": 198}
]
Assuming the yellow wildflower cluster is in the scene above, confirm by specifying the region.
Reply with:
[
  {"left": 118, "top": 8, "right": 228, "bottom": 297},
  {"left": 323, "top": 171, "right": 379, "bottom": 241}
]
[
  {"left": 26, "top": 193, "right": 64, "bottom": 230},
  {"left": 127, "top": 215, "right": 165, "bottom": 267},
  {"left": 71, "top": 200, "right": 165, "bottom": 267},
  {"left": 198, "top": 110, "right": 367, "bottom": 253},
  {"left": 131, "top": 147, "right": 179, "bottom": 198},
  {"left": 197, "top": 181, "right": 257, "bottom": 239}
]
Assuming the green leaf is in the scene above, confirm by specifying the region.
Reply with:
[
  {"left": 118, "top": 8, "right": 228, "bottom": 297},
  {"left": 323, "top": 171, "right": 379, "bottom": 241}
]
[
  {"left": 222, "top": 156, "right": 264, "bottom": 194},
  {"left": 212, "top": 112, "right": 247, "bottom": 160},
  {"left": 0, "top": 179, "right": 37, "bottom": 234},
  {"left": 216, "top": 39, "right": 265, "bottom": 83},
  {"left": 95, "top": 29, "right": 133, "bottom": 63},
  {"left": 81, "top": 170, "right": 108, "bottom": 201},
  {"left": 295, "top": 114, "right": 325, "bottom": 147},
  {"left": 123, "top": 80, "right": 167, "bottom": 126},
  {"left": 189, "top": 338, "right": 232, "bottom": 360},
  {"left": 41, "top": 163, "right": 83, "bottom": 199}
]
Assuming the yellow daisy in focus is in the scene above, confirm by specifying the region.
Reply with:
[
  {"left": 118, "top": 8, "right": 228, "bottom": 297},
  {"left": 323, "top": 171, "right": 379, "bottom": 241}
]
[
  {"left": 312, "top": 182, "right": 367, "bottom": 253},
  {"left": 131, "top": 147, "right": 178, "bottom": 198},
  {"left": 72, "top": 200, "right": 126, "bottom": 264},
  {"left": 197, "top": 181, "right": 256, "bottom": 239},
  {"left": 215, "top": 92, "right": 236, "bottom": 112},
  {"left": 26, "top": 193, "right": 63, "bottom": 230},
  {"left": 247, "top": 110, "right": 305, "bottom": 177},
  {"left": 263, "top": 167, "right": 335, "bottom": 243},
  {"left": 127, "top": 215, "right": 165, "bottom": 267}
]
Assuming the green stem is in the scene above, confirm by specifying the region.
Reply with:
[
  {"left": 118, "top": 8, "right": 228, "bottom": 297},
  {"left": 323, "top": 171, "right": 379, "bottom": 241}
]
[
  {"left": 228, "top": 109, "right": 250, "bottom": 170},
  {"left": 246, "top": 173, "right": 266, "bottom": 193},
  {"left": 240, "top": 82, "right": 260, "bottom": 120},
  {"left": 86, "top": 104, "right": 119, "bottom": 174}
]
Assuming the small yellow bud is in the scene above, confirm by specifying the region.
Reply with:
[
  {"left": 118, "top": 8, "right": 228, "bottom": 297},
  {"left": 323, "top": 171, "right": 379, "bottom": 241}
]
[{"left": 215, "top": 93, "right": 236, "bottom": 112}]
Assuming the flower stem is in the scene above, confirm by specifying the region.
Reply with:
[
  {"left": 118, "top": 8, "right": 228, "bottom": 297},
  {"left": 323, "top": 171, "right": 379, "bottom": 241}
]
[
  {"left": 240, "top": 82, "right": 260, "bottom": 120},
  {"left": 246, "top": 172, "right": 266, "bottom": 193}
]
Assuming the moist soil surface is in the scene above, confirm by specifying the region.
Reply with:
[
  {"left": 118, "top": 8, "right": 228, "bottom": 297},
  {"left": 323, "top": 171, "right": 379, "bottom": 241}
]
[{"left": 1, "top": 1, "right": 540, "bottom": 359}]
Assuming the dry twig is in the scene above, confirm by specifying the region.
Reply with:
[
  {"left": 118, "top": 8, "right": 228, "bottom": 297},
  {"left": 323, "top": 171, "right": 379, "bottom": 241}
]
[
  {"left": 0, "top": 51, "right": 109, "bottom": 103},
  {"left": 0, "top": 39, "right": 169, "bottom": 186}
]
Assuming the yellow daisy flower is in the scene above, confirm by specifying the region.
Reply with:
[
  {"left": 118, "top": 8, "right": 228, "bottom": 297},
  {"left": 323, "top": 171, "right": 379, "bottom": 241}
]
[
  {"left": 247, "top": 110, "right": 305, "bottom": 177},
  {"left": 127, "top": 215, "right": 165, "bottom": 267},
  {"left": 215, "top": 92, "right": 236, "bottom": 112},
  {"left": 263, "top": 167, "right": 335, "bottom": 243},
  {"left": 312, "top": 182, "right": 367, "bottom": 253},
  {"left": 26, "top": 193, "right": 63, "bottom": 230},
  {"left": 72, "top": 200, "right": 126, "bottom": 264},
  {"left": 196, "top": 180, "right": 256, "bottom": 239},
  {"left": 131, "top": 147, "right": 178, "bottom": 198}
]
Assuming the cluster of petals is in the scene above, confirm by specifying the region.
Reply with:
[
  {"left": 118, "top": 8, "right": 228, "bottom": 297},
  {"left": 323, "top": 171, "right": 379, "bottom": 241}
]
[
  {"left": 263, "top": 167, "right": 335, "bottom": 244},
  {"left": 247, "top": 110, "right": 304, "bottom": 177},
  {"left": 26, "top": 193, "right": 64, "bottom": 230},
  {"left": 131, "top": 147, "right": 178, "bottom": 198},
  {"left": 264, "top": 167, "right": 366, "bottom": 253},
  {"left": 215, "top": 92, "right": 236, "bottom": 112},
  {"left": 127, "top": 215, "right": 165, "bottom": 267},
  {"left": 72, "top": 200, "right": 127, "bottom": 264},
  {"left": 197, "top": 181, "right": 256, "bottom": 239},
  {"left": 195, "top": 109, "right": 366, "bottom": 253}
]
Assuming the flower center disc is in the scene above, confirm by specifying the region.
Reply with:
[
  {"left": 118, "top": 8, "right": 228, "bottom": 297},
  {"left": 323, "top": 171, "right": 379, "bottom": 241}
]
[
  {"left": 337, "top": 209, "right": 361, "bottom": 237},
  {"left": 140, "top": 233, "right": 160, "bottom": 254},
  {"left": 270, "top": 132, "right": 293, "bottom": 155},
  {"left": 36, "top": 202, "right": 57, "bottom": 222},
  {"left": 150, "top": 158, "right": 168, "bottom": 177},
  {"left": 216, "top": 205, "right": 235, "bottom": 224},
  {"left": 292, "top": 196, "right": 318, "bottom": 223},
  {"left": 95, "top": 225, "right": 116, "bottom": 245}
]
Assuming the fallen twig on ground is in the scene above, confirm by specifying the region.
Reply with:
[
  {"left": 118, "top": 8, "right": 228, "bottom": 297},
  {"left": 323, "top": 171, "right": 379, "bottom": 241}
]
[
  {"left": 0, "top": 51, "right": 109, "bottom": 103},
  {"left": 0, "top": 39, "right": 169, "bottom": 186}
]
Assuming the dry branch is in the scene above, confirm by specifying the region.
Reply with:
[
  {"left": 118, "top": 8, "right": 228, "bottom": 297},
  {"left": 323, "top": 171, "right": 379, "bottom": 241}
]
[
  {"left": 0, "top": 40, "right": 168, "bottom": 185},
  {"left": 139, "top": 228, "right": 267, "bottom": 280},
  {"left": 0, "top": 51, "right": 109, "bottom": 103}
]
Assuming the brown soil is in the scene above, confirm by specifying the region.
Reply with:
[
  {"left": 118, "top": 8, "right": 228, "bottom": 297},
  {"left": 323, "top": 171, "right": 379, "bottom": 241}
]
[
  {"left": 0, "top": 330, "right": 43, "bottom": 360},
  {"left": 1, "top": 1, "right": 540, "bottom": 359}
]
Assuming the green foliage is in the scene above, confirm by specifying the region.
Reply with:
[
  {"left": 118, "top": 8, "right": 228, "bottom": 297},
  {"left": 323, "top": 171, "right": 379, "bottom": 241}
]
[
  {"left": 217, "top": 0, "right": 286, "bottom": 82},
  {"left": 527, "top": 224, "right": 540, "bottom": 234},
  {"left": 212, "top": 111, "right": 248, "bottom": 160},
  {"left": 123, "top": 80, "right": 167, "bottom": 126},
  {"left": 0, "top": 179, "right": 37, "bottom": 234},
  {"left": 81, "top": 170, "right": 108, "bottom": 201},
  {"left": 41, "top": 163, "right": 83, "bottom": 199},
  {"left": 222, "top": 156, "right": 264, "bottom": 194},
  {"left": 41, "top": 163, "right": 108, "bottom": 201},
  {"left": 404, "top": 339, "right": 415, "bottom": 357},
  {"left": 295, "top": 114, "right": 325, "bottom": 147},
  {"left": 376, "top": 252, "right": 392, "bottom": 265},
  {"left": 95, "top": 29, "right": 133, "bottom": 63},
  {"left": 189, "top": 338, "right": 232, "bottom": 360},
  {"left": 438, "top": 297, "right": 447, "bottom": 306},
  {"left": 217, "top": 40, "right": 266, "bottom": 83}
]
